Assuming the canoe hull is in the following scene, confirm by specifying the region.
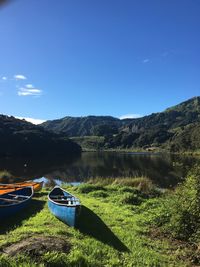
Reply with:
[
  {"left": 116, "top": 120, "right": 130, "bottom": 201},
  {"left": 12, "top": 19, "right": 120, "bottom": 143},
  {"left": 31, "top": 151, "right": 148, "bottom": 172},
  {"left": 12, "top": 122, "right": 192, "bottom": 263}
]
[
  {"left": 0, "top": 198, "right": 31, "bottom": 218},
  {"left": 0, "top": 187, "right": 33, "bottom": 219},
  {"left": 48, "top": 200, "right": 79, "bottom": 227}
]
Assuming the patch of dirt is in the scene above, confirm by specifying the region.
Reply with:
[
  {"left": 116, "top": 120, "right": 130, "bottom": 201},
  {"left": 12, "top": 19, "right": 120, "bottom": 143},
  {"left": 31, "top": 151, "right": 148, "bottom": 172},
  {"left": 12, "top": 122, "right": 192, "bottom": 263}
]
[{"left": 3, "top": 236, "right": 71, "bottom": 258}]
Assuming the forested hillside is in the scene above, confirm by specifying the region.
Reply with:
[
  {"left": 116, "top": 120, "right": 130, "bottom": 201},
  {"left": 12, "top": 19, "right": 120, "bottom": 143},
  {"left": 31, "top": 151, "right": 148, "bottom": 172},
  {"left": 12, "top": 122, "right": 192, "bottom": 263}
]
[
  {"left": 42, "top": 97, "right": 200, "bottom": 152},
  {"left": 42, "top": 116, "right": 126, "bottom": 137},
  {"left": 0, "top": 115, "right": 81, "bottom": 157}
]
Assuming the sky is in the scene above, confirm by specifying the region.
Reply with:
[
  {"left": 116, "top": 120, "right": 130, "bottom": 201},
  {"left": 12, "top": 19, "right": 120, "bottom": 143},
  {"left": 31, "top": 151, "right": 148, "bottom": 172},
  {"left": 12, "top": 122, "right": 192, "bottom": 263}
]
[{"left": 0, "top": 0, "right": 200, "bottom": 123}]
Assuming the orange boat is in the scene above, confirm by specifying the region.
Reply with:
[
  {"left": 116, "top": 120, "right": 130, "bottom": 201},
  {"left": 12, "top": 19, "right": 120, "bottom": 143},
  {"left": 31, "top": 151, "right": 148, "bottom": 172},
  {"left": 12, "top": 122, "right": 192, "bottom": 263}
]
[{"left": 0, "top": 181, "right": 43, "bottom": 195}]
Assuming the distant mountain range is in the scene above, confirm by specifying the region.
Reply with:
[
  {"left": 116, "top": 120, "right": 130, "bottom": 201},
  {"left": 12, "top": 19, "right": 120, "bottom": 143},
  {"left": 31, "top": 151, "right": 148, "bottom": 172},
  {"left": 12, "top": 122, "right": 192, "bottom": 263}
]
[
  {"left": 42, "top": 116, "right": 128, "bottom": 137},
  {"left": 0, "top": 115, "right": 81, "bottom": 157},
  {"left": 41, "top": 97, "right": 200, "bottom": 152},
  {"left": 0, "top": 97, "right": 199, "bottom": 156}
]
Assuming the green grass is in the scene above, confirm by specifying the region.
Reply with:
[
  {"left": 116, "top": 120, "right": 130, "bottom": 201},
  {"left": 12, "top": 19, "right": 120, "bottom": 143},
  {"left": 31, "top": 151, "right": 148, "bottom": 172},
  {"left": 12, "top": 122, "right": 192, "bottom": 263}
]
[{"left": 0, "top": 184, "right": 192, "bottom": 267}]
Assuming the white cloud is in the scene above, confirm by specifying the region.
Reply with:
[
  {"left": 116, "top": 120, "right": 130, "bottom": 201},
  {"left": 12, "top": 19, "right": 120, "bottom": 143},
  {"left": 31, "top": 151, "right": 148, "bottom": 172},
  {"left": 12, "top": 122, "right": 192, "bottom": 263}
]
[
  {"left": 14, "top": 74, "right": 27, "bottom": 80},
  {"left": 2, "top": 76, "right": 7, "bottom": 80},
  {"left": 18, "top": 87, "right": 42, "bottom": 96},
  {"left": 142, "top": 59, "right": 150, "bottom": 63},
  {"left": 16, "top": 117, "right": 46, "bottom": 125},
  {"left": 119, "top": 114, "right": 143, "bottom": 120},
  {"left": 25, "top": 84, "right": 34, "bottom": 88}
]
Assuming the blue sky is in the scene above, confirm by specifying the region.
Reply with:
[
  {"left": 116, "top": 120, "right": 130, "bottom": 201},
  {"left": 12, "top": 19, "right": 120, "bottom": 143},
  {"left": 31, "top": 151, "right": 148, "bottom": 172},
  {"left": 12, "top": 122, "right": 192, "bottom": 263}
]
[{"left": 0, "top": 0, "right": 200, "bottom": 123}]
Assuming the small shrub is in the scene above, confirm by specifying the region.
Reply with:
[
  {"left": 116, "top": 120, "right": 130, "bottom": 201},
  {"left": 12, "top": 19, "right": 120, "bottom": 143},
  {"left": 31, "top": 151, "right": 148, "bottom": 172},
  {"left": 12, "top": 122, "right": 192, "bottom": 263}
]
[
  {"left": 77, "top": 184, "right": 105, "bottom": 194},
  {"left": 120, "top": 192, "right": 143, "bottom": 205},
  {"left": 112, "top": 177, "right": 154, "bottom": 193},
  {"left": 89, "top": 190, "right": 108, "bottom": 198},
  {"left": 0, "top": 170, "right": 12, "bottom": 182},
  {"left": 162, "top": 166, "right": 200, "bottom": 241},
  {"left": 118, "top": 186, "right": 139, "bottom": 194}
]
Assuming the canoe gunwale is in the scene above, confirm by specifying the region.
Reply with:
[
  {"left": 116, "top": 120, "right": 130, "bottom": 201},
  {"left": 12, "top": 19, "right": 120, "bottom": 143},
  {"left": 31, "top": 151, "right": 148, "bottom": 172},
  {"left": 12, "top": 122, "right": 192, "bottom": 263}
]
[
  {"left": 0, "top": 181, "right": 43, "bottom": 188},
  {"left": 48, "top": 186, "right": 80, "bottom": 207}
]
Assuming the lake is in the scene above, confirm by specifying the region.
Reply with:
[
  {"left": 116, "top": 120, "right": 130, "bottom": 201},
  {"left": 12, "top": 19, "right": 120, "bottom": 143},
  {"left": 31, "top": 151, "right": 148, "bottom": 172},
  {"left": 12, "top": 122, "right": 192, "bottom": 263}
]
[{"left": 0, "top": 152, "right": 198, "bottom": 188}]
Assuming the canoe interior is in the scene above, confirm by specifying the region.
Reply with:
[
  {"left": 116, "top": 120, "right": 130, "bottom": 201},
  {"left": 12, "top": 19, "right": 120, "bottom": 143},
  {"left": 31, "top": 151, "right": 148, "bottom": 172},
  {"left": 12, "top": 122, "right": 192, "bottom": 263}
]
[
  {"left": 48, "top": 187, "right": 80, "bottom": 227},
  {"left": 49, "top": 187, "right": 80, "bottom": 206},
  {"left": 0, "top": 187, "right": 33, "bottom": 206},
  {"left": 0, "top": 187, "right": 33, "bottom": 219}
]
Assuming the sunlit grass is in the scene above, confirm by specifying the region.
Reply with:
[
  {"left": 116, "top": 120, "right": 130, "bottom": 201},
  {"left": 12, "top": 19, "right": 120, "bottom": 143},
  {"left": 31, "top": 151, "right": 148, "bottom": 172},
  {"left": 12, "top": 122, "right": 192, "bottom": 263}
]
[
  {"left": 88, "top": 176, "right": 155, "bottom": 193},
  {"left": 0, "top": 184, "right": 190, "bottom": 266}
]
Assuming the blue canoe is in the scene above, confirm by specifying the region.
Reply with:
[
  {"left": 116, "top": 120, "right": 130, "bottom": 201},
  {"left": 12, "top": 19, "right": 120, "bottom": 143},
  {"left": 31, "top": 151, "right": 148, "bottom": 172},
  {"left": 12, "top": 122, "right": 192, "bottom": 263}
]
[
  {"left": 0, "top": 186, "right": 34, "bottom": 219},
  {"left": 48, "top": 186, "right": 81, "bottom": 227}
]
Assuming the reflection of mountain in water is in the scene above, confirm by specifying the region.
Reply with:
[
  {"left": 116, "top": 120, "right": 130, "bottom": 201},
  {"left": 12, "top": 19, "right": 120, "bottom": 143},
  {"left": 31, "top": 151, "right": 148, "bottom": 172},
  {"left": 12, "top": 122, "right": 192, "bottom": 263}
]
[
  {"left": 0, "top": 152, "right": 198, "bottom": 188},
  {"left": 45, "top": 152, "right": 198, "bottom": 188},
  {"left": 0, "top": 154, "right": 81, "bottom": 183}
]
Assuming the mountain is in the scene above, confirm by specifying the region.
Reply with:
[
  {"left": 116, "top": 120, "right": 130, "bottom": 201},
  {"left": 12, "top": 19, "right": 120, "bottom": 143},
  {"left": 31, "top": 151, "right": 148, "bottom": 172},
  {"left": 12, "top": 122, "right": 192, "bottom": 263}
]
[
  {"left": 0, "top": 115, "right": 81, "bottom": 157},
  {"left": 106, "top": 97, "right": 200, "bottom": 151},
  {"left": 42, "top": 116, "right": 127, "bottom": 137},
  {"left": 41, "top": 97, "right": 200, "bottom": 152}
]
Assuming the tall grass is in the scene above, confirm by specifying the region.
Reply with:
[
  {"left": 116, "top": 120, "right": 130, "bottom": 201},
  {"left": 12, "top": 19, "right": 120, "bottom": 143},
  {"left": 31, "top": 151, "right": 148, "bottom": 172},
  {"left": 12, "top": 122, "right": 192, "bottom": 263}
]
[{"left": 87, "top": 176, "right": 154, "bottom": 193}]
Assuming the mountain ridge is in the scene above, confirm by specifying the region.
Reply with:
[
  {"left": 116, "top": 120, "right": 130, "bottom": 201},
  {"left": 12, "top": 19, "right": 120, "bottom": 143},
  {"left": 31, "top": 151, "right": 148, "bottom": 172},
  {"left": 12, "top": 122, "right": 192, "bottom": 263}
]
[
  {"left": 41, "top": 96, "right": 200, "bottom": 152},
  {"left": 0, "top": 115, "right": 81, "bottom": 157}
]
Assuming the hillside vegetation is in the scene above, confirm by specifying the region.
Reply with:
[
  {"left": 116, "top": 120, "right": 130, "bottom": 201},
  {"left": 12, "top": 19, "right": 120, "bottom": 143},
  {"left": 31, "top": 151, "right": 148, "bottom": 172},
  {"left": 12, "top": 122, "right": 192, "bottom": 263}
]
[
  {"left": 41, "top": 97, "right": 200, "bottom": 152},
  {"left": 42, "top": 116, "right": 125, "bottom": 137},
  {"left": 0, "top": 115, "right": 81, "bottom": 157}
]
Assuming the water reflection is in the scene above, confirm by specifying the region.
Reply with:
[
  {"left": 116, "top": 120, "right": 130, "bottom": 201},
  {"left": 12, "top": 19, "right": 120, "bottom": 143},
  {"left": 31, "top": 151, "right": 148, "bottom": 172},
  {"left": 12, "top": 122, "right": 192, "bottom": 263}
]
[
  {"left": 0, "top": 152, "right": 198, "bottom": 188},
  {"left": 0, "top": 154, "right": 80, "bottom": 183}
]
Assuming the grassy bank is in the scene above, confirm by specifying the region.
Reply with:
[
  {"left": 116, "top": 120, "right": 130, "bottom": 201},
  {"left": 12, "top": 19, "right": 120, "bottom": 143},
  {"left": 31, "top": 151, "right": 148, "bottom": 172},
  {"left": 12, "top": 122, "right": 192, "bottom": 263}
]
[{"left": 0, "top": 180, "right": 196, "bottom": 267}]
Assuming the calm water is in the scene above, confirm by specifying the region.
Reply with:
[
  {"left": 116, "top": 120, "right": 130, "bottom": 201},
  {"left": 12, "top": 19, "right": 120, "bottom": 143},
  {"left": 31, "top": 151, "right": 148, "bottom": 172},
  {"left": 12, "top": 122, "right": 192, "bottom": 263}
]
[{"left": 0, "top": 152, "right": 198, "bottom": 188}]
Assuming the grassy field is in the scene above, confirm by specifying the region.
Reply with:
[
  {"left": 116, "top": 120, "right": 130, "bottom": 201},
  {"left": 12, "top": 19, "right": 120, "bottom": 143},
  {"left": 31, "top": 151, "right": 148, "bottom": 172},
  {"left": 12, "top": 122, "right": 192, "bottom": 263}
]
[{"left": 0, "top": 183, "right": 193, "bottom": 267}]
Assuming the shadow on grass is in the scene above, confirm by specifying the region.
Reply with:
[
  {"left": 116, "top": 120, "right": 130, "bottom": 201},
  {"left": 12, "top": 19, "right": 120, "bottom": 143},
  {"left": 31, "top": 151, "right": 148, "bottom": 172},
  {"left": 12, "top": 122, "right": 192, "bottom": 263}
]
[
  {"left": 75, "top": 205, "right": 129, "bottom": 252},
  {"left": 34, "top": 191, "right": 48, "bottom": 198},
  {"left": 0, "top": 199, "right": 45, "bottom": 234}
]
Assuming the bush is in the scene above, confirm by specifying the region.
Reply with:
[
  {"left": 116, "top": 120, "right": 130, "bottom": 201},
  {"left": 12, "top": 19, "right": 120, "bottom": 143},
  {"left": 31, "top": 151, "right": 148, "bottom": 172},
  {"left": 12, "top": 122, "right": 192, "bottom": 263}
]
[
  {"left": 118, "top": 186, "right": 140, "bottom": 194},
  {"left": 0, "top": 170, "right": 12, "bottom": 182},
  {"left": 164, "top": 166, "right": 200, "bottom": 241},
  {"left": 112, "top": 177, "right": 154, "bottom": 193},
  {"left": 120, "top": 192, "right": 143, "bottom": 205},
  {"left": 77, "top": 184, "right": 105, "bottom": 194},
  {"left": 89, "top": 190, "right": 108, "bottom": 198}
]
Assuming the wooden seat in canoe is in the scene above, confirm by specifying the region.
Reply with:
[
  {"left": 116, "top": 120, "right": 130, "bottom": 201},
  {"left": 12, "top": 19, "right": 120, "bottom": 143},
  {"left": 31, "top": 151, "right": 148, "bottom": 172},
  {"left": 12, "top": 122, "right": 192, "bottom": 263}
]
[
  {"left": 0, "top": 197, "right": 21, "bottom": 203},
  {"left": 7, "top": 194, "right": 30, "bottom": 199}
]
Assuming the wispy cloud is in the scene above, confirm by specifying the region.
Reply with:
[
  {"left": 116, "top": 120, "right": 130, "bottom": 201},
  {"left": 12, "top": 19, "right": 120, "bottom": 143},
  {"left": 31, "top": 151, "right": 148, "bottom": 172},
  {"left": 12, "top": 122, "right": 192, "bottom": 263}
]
[
  {"left": 1, "top": 76, "right": 7, "bottom": 80},
  {"left": 14, "top": 74, "right": 27, "bottom": 80},
  {"left": 16, "top": 117, "right": 46, "bottom": 125},
  {"left": 119, "top": 114, "right": 143, "bottom": 120},
  {"left": 142, "top": 58, "right": 150, "bottom": 63},
  {"left": 25, "top": 84, "right": 34, "bottom": 88},
  {"left": 18, "top": 87, "right": 42, "bottom": 97}
]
